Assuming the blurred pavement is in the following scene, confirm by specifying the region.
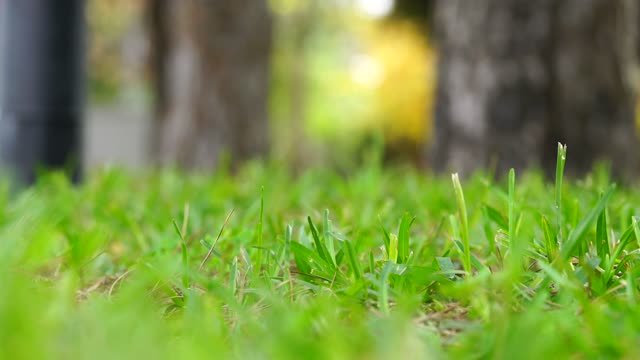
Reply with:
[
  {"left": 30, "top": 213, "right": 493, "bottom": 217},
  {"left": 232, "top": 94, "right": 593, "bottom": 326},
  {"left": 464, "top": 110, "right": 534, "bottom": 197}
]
[{"left": 84, "top": 105, "right": 150, "bottom": 169}]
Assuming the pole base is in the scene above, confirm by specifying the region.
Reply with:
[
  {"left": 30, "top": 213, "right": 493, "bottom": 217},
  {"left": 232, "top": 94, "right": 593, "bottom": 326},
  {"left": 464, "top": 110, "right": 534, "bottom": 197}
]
[{"left": 0, "top": 115, "right": 81, "bottom": 185}]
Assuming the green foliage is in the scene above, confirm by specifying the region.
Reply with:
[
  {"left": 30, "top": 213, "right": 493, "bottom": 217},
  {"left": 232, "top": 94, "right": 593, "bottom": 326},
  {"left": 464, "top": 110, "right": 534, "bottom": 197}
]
[
  {"left": 87, "top": 0, "right": 144, "bottom": 103},
  {"left": 269, "top": 2, "right": 434, "bottom": 165},
  {"left": 3, "top": 149, "right": 640, "bottom": 358}
]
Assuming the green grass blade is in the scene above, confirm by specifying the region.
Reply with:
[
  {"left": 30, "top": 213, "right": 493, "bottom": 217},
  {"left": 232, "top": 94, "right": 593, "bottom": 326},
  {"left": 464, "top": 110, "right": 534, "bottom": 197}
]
[
  {"left": 541, "top": 216, "right": 558, "bottom": 261},
  {"left": 595, "top": 204, "right": 609, "bottom": 258},
  {"left": 379, "top": 261, "right": 394, "bottom": 315},
  {"left": 172, "top": 219, "right": 189, "bottom": 289},
  {"left": 369, "top": 250, "right": 375, "bottom": 274},
  {"left": 307, "top": 216, "right": 335, "bottom": 268},
  {"left": 507, "top": 168, "right": 524, "bottom": 271},
  {"left": 230, "top": 257, "right": 238, "bottom": 295},
  {"left": 626, "top": 271, "right": 637, "bottom": 305},
  {"left": 290, "top": 242, "right": 312, "bottom": 275},
  {"left": 379, "top": 219, "right": 392, "bottom": 258},
  {"left": 454, "top": 240, "right": 489, "bottom": 273},
  {"left": 344, "top": 240, "right": 362, "bottom": 280},
  {"left": 255, "top": 187, "right": 265, "bottom": 272},
  {"left": 555, "top": 144, "right": 567, "bottom": 214},
  {"left": 280, "top": 224, "right": 293, "bottom": 265},
  {"left": 397, "top": 213, "right": 415, "bottom": 264},
  {"left": 603, "top": 225, "right": 634, "bottom": 284},
  {"left": 560, "top": 186, "right": 615, "bottom": 261},
  {"left": 508, "top": 169, "right": 516, "bottom": 241},
  {"left": 323, "top": 209, "right": 336, "bottom": 265},
  {"left": 483, "top": 204, "right": 508, "bottom": 230},
  {"left": 555, "top": 143, "right": 567, "bottom": 238},
  {"left": 290, "top": 241, "right": 332, "bottom": 278},
  {"left": 389, "top": 233, "right": 398, "bottom": 263},
  {"left": 452, "top": 173, "right": 471, "bottom": 274},
  {"left": 633, "top": 216, "right": 640, "bottom": 248}
]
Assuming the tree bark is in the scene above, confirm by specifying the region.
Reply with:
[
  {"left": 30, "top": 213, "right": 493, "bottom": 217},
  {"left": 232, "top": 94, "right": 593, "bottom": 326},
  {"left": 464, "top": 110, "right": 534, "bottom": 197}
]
[
  {"left": 431, "top": 0, "right": 639, "bottom": 178},
  {"left": 147, "top": 0, "right": 272, "bottom": 170}
]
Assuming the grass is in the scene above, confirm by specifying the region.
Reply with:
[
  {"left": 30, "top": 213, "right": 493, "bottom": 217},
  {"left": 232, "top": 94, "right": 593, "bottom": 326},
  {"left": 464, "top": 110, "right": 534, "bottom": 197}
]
[{"left": 2, "top": 147, "right": 640, "bottom": 359}]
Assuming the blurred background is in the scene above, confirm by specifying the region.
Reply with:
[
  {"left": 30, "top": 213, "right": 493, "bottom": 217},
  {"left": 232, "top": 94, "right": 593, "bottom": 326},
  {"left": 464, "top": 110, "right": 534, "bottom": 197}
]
[
  {"left": 84, "top": 0, "right": 434, "bottom": 171},
  {"left": 2, "top": 0, "right": 639, "bottom": 180}
]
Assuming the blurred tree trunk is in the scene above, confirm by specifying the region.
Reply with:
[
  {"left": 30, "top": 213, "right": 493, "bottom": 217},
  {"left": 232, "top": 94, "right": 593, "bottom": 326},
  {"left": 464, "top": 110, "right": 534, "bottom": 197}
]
[
  {"left": 146, "top": 0, "right": 272, "bottom": 169},
  {"left": 431, "top": 0, "right": 639, "bottom": 178}
]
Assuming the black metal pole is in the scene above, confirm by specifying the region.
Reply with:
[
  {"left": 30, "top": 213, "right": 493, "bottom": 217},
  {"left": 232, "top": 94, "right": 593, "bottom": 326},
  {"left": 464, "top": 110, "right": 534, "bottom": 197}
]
[{"left": 0, "top": 0, "right": 85, "bottom": 185}]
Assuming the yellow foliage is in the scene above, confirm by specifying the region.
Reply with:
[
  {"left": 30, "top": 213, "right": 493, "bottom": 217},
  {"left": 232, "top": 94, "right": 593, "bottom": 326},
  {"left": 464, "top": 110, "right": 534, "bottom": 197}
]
[
  {"left": 269, "top": 0, "right": 308, "bottom": 16},
  {"left": 358, "top": 20, "right": 436, "bottom": 145}
]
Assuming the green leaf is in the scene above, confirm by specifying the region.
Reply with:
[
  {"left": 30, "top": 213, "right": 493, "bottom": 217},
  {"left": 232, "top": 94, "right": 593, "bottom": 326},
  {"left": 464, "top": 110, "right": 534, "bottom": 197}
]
[
  {"left": 290, "top": 241, "right": 332, "bottom": 278},
  {"left": 560, "top": 186, "right": 615, "bottom": 261},
  {"left": 380, "top": 220, "right": 392, "bottom": 258},
  {"left": 172, "top": 219, "right": 189, "bottom": 289},
  {"left": 595, "top": 205, "right": 609, "bottom": 258},
  {"left": 230, "top": 257, "right": 238, "bottom": 295},
  {"left": 603, "top": 224, "right": 634, "bottom": 285},
  {"left": 397, "top": 213, "right": 415, "bottom": 264},
  {"left": 555, "top": 143, "right": 567, "bottom": 216},
  {"left": 379, "top": 261, "right": 395, "bottom": 315},
  {"left": 369, "top": 250, "right": 375, "bottom": 274},
  {"left": 323, "top": 209, "right": 336, "bottom": 265},
  {"left": 290, "top": 242, "right": 311, "bottom": 275},
  {"left": 541, "top": 216, "right": 557, "bottom": 261},
  {"left": 344, "top": 240, "right": 362, "bottom": 280},
  {"left": 389, "top": 234, "right": 398, "bottom": 263},
  {"left": 454, "top": 240, "right": 489, "bottom": 273},
  {"left": 308, "top": 216, "right": 335, "bottom": 268},
  {"left": 555, "top": 143, "right": 567, "bottom": 245},
  {"left": 508, "top": 169, "right": 516, "bottom": 240},
  {"left": 633, "top": 216, "right": 640, "bottom": 249},
  {"left": 436, "top": 257, "right": 456, "bottom": 279},
  {"left": 507, "top": 169, "right": 524, "bottom": 267},
  {"left": 483, "top": 204, "right": 508, "bottom": 230},
  {"left": 452, "top": 173, "right": 471, "bottom": 274},
  {"left": 254, "top": 187, "right": 265, "bottom": 272}
]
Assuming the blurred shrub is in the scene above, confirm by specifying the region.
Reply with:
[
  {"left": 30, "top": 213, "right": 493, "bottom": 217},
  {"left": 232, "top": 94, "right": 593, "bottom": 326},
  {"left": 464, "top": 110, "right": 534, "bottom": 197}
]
[
  {"left": 362, "top": 20, "right": 435, "bottom": 146},
  {"left": 87, "top": 0, "right": 143, "bottom": 103},
  {"left": 269, "top": 1, "right": 435, "bottom": 166},
  {"left": 88, "top": 0, "right": 436, "bottom": 166}
]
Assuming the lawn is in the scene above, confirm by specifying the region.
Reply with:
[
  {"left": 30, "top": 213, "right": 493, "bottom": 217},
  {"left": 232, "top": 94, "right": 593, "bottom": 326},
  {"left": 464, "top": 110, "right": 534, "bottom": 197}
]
[{"left": 2, "top": 145, "right": 640, "bottom": 359}]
